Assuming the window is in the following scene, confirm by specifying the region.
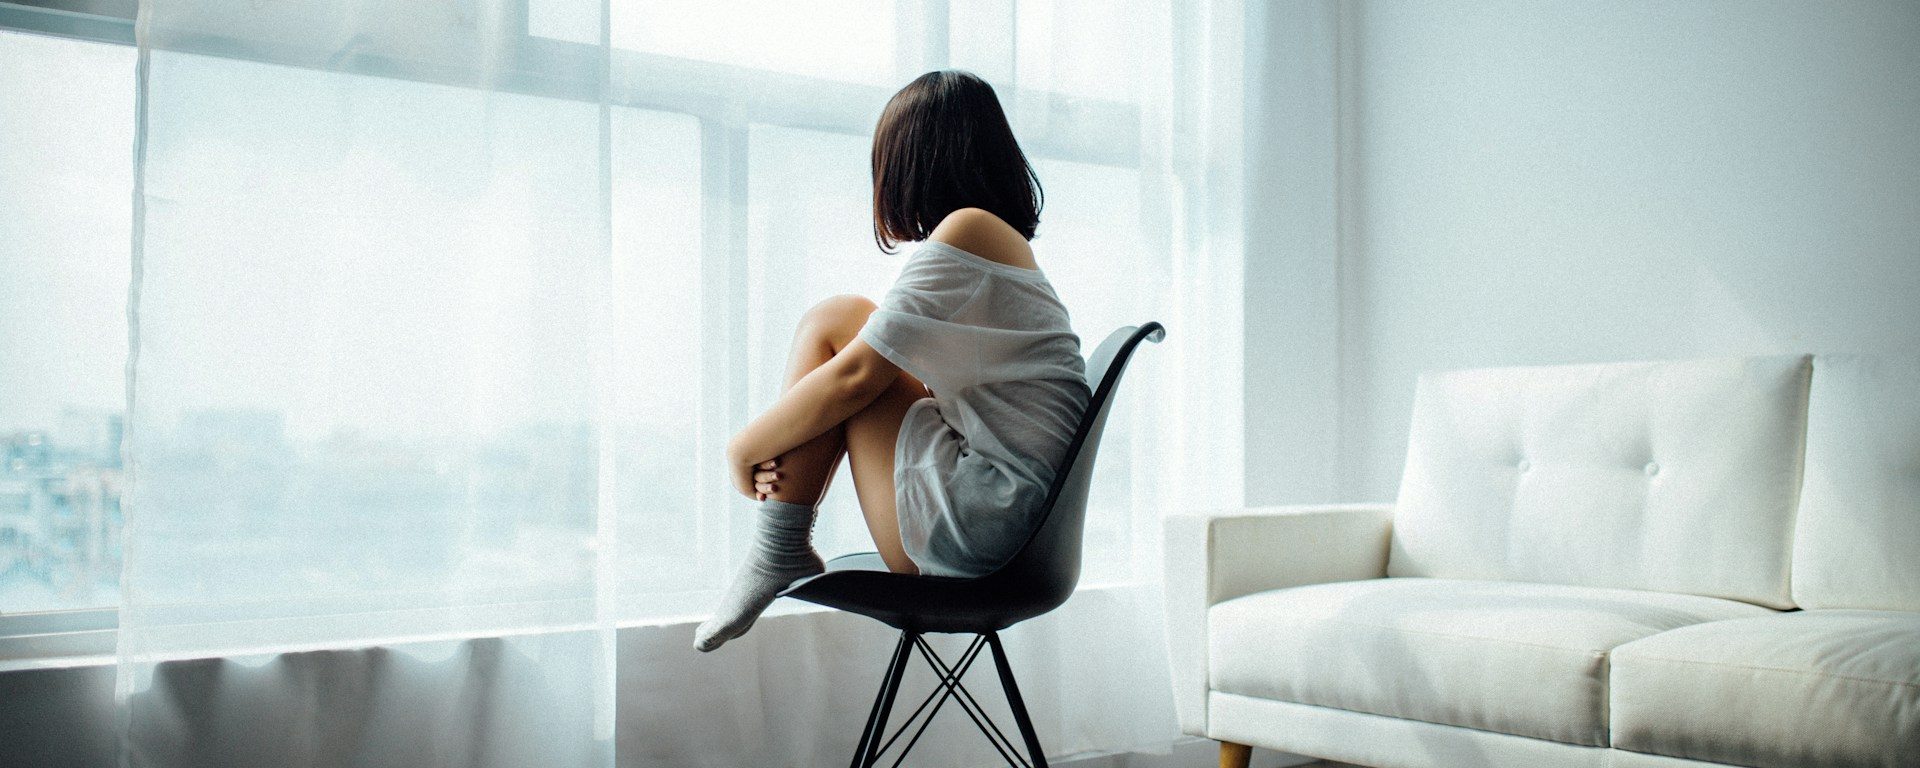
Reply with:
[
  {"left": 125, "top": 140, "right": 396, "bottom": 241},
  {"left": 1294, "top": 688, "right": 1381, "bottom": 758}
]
[
  {"left": 610, "top": 107, "right": 706, "bottom": 596},
  {"left": 616, "top": 0, "right": 899, "bottom": 86},
  {"left": 1028, "top": 158, "right": 1150, "bottom": 585},
  {"left": 0, "top": 28, "right": 135, "bottom": 614},
  {"left": 1012, "top": 0, "right": 1153, "bottom": 102},
  {"left": 1, "top": 0, "right": 1159, "bottom": 629},
  {"left": 130, "top": 52, "right": 608, "bottom": 628}
]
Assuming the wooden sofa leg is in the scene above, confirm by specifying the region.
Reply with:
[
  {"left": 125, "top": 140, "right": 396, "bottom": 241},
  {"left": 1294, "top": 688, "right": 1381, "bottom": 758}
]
[{"left": 1219, "top": 741, "right": 1252, "bottom": 768}]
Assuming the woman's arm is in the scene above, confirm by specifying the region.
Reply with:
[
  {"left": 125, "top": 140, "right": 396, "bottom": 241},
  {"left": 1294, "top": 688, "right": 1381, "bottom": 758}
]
[{"left": 726, "top": 338, "right": 902, "bottom": 496}]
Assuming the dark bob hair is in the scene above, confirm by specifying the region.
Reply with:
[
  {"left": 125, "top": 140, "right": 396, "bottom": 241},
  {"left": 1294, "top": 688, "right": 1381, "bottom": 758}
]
[{"left": 871, "top": 70, "right": 1043, "bottom": 252}]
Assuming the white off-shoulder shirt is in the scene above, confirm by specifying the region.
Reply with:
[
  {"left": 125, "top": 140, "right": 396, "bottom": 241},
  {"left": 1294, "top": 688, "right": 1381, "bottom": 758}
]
[{"left": 857, "top": 240, "right": 1090, "bottom": 577}]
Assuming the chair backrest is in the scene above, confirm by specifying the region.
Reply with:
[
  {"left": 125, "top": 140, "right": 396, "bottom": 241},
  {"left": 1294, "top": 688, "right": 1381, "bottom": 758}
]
[{"left": 979, "top": 322, "right": 1165, "bottom": 611}]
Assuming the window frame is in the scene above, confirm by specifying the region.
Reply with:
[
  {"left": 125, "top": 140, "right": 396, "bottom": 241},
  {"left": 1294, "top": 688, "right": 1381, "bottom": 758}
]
[
  {"left": 0, "top": 0, "right": 135, "bottom": 45},
  {"left": 0, "top": 0, "right": 1146, "bottom": 654}
]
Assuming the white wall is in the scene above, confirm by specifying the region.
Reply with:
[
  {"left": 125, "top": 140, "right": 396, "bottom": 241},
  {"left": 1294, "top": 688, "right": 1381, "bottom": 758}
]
[
  {"left": 1250, "top": 0, "right": 1920, "bottom": 503},
  {"left": 1242, "top": 0, "right": 1344, "bottom": 505}
]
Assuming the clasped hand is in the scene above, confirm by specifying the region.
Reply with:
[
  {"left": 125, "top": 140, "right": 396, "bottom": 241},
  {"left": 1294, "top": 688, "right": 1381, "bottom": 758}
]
[{"left": 728, "top": 440, "right": 784, "bottom": 501}]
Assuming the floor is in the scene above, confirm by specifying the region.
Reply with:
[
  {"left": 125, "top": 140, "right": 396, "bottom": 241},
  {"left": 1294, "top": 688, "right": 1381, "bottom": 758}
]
[{"left": 1056, "top": 739, "right": 1366, "bottom": 768}]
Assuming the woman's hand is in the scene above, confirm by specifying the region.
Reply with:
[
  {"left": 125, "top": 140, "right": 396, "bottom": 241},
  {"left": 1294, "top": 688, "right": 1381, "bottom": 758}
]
[
  {"left": 727, "top": 439, "right": 782, "bottom": 501},
  {"left": 750, "top": 459, "right": 781, "bottom": 500},
  {"left": 723, "top": 341, "right": 895, "bottom": 502}
]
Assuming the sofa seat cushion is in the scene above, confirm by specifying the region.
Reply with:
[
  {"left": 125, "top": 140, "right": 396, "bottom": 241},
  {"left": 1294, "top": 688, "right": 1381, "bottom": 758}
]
[
  {"left": 1207, "top": 578, "right": 1773, "bottom": 746},
  {"left": 1611, "top": 609, "right": 1920, "bottom": 768}
]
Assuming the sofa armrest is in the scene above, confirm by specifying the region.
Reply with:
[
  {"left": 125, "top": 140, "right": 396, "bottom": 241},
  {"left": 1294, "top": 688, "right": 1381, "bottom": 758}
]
[{"left": 1161, "top": 503, "right": 1393, "bottom": 736}]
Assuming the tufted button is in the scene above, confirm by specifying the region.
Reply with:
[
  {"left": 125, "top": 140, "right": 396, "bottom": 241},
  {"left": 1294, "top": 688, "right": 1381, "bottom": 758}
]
[
  {"left": 1517, "top": 460, "right": 1531, "bottom": 472},
  {"left": 1644, "top": 462, "right": 1660, "bottom": 476}
]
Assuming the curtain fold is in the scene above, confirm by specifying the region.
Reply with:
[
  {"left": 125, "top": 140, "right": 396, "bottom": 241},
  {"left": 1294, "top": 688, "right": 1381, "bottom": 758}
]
[{"left": 117, "top": 1, "right": 1247, "bottom": 765}]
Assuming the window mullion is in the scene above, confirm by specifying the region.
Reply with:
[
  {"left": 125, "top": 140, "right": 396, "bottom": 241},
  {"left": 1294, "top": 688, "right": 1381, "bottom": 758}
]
[
  {"left": 895, "top": 0, "right": 950, "bottom": 77},
  {"left": 695, "top": 118, "right": 750, "bottom": 586}
]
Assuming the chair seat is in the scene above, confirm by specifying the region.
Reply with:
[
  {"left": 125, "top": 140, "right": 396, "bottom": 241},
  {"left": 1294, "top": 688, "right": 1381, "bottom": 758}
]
[
  {"left": 779, "top": 556, "right": 1037, "bottom": 634},
  {"left": 1610, "top": 609, "right": 1920, "bottom": 768},
  {"left": 1208, "top": 578, "right": 1773, "bottom": 746},
  {"left": 824, "top": 551, "right": 889, "bottom": 573}
]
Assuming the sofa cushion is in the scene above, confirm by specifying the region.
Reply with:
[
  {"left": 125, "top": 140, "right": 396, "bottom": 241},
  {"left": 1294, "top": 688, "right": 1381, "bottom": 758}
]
[
  {"left": 1388, "top": 355, "right": 1811, "bottom": 608},
  {"left": 1611, "top": 610, "right": 1920, "bottom": 768},
  {"left": 1795, "top": 354, "right": 1920, "bottom": 611},
  {"left": 1207, "top": 578, "right": 1772, "bottom": 747}
]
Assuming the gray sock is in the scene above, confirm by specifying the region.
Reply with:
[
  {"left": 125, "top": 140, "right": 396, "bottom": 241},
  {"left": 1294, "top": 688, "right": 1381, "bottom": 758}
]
[{"left": 693, "top": 499, "right": 826, "bottom": 652}]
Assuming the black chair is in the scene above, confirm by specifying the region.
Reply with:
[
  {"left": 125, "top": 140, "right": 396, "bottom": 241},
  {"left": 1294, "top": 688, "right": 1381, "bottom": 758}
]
[{"left": 779, "top": 322, "right": 1165, "bottom": 768}]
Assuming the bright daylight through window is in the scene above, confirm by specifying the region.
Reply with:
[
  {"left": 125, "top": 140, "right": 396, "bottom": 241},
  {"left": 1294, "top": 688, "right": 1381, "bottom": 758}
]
[
  {"left": 1, "top": 0, "right": 1165, "bottom": 631},
  {"left": 0, "top": 29, "right": 135, "bottom": 615}
]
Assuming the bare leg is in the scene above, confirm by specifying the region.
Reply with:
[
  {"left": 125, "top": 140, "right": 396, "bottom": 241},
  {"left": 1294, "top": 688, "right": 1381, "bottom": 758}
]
[
  {"left": 696, "top": 295, "right": 929, "bottom": 651},
  {"left": 753, "top": 295, "right": 864, "bottom": 506},
  {"left": 844, "top": 373, "right": 925, "bottom": 574},
  {"left": 757, "top": 294, "right": 925, "bottom": 574}
]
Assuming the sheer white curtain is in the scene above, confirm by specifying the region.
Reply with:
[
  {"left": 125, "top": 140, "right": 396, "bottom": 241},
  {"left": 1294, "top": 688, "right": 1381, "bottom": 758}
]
[
  {"left": 122, "top": 0, "right": 618, "bottom": 765},
  {"left": 118, "top": 0, "right": 1246, "bottom": 764}
]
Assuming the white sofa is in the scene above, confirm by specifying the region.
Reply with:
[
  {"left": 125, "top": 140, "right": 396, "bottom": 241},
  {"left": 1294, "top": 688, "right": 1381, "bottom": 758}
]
[{"left": 1165, "top": 354, "right": 1920, "bottom": 768}]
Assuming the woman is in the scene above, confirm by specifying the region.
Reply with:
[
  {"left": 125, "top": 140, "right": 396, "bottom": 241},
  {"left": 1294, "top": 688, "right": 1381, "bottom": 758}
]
[{"left": 696, "top": 71, "right": 1089, "bottom": 652}]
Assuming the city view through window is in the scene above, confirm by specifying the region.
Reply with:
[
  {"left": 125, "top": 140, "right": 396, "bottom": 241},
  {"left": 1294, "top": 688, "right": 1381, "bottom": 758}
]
[
  {"left": 1, "top": 30, "right": 135, "bottom": 613},
  {"left": 2, "top": 412, "right": 124, "bottom": 612}
]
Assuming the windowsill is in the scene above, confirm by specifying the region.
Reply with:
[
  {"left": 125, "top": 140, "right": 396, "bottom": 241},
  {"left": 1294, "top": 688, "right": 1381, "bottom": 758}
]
[{"left": 0, "top": 579, "right": 1154, "bottom": 674}]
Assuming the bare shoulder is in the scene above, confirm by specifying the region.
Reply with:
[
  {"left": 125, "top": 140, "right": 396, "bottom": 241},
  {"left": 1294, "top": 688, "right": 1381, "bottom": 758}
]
[{"left": 928, "top": 208, "right": 1038, "bottom": 270}]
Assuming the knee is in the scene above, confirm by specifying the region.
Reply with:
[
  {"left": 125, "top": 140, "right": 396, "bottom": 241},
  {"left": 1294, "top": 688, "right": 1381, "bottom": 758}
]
[{"left": 799, "top": 294, "right": 877, "bottom": 342}]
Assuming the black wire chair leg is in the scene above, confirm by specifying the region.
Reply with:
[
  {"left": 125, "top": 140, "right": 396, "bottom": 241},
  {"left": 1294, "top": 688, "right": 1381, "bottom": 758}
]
[
  {"left": 906, "top": 637, "right": 1029, "bottom": 768},
  {"left": 878, "top": 637, "right": 990, "bottom": 766},
  {"left": 915, "top": 637, "right": 1030, "bottom": 768},
  {"left": 850, "top": 632, "right": 909, "bottom": 764},
  {"left": 851, "top": 631, "right": 917, "bottom": 768},
  {"left": 986, "top": 632, "right": 1049, "bottom": 768}
]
